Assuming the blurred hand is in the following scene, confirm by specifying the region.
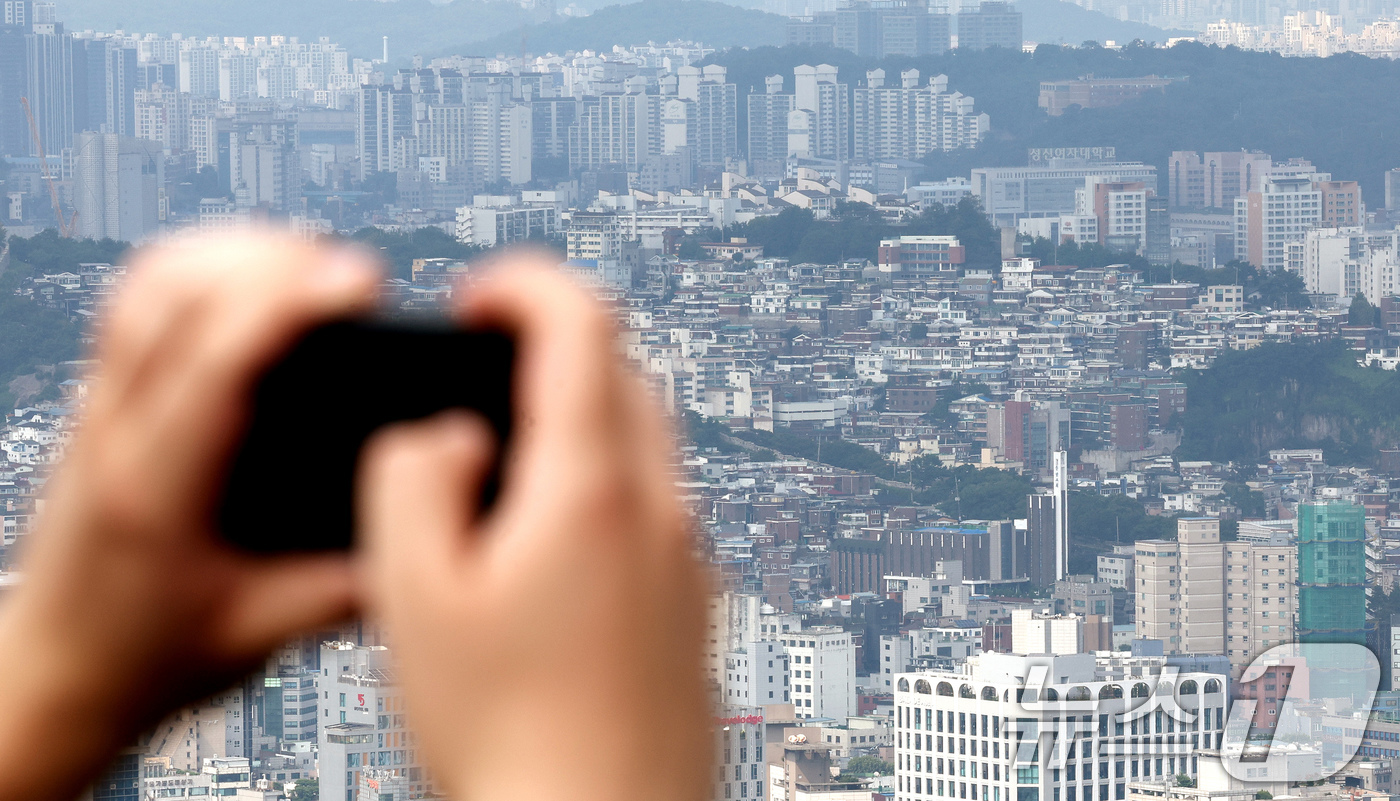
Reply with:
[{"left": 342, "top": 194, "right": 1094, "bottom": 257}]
[
  {"left": 0, "top": 234, "right": 379, "bottom": 801},
  {"left": 358, "top": 261, "right": 711, "bottom": 801}
]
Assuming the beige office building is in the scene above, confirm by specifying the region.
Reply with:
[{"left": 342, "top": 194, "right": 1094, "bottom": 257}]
[{"left": 1135, "top": 518, "right": 1296, "bottom": 678}]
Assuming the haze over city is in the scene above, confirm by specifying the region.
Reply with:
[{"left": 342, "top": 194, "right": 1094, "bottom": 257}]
[{"left": 4, "top": 1, "right": 1400, "bottom": 801}]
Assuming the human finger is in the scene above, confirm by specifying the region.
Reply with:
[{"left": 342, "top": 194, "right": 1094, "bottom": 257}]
[
  {"left": 358, "top": 411, "right": 499, "bottom": 614},
  {"left": 93, "top": 238, "right": 243, "bottom": 415},
  {"left": 112, "top": 244, "right": 380, "bottom": 522},
  {"left": 459, "top": 259, "right": 634, "bottom": 510},
  {"left": 214, "top": 552, "right": 359, "bottom": 659}
]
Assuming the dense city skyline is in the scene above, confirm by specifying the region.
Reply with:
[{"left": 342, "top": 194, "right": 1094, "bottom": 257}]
[{"left": 6, "top": 2, "right": 1400, "bottom": 801}]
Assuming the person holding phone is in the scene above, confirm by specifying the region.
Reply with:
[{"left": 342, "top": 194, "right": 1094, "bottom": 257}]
[{"left": 0, "top": 234, "right": 711, "bottom": 801}]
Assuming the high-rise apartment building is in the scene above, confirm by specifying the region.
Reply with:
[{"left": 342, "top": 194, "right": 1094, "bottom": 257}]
[
  {"left": 1136, "top": 519, "right": 1223, "bottom": 657},
  {"left": 956, "top": 2, "right": 1023, "bottom": 50},
  {"left": 675, "top": 64, "right": 737, "bottom": 169},
  {"left": 0, "top": 1, "right": 32, "bottom": 157},
  {"left": 1168, "top": 150, "right": 1271, "bottom": 209},
  {"left": 1301, "top": 227, "right": 1400, "bottom": 306},
  {"left": 853, "top": 69, "right": 987, "bottom": 161},
  {"left": 469, "top": 96, "right": 533, "bottom": 185},
  {"left": 178, "top": 46, "right": 220, "bottom": 97},
  {"left": 747, "top": 74, "right": 795, "bottom": 178},
  {"left": 789, "top": 64, "right": 848, "bottom": 162},
  {"left": 568, "top": 88, "right": 659, "bottom": 171},
  {"left": 1234, "top": 176, "right": 1321, "bottom": 270},
  {"left": 1135, "top": 518, "right": 1296, "bottom": 677},
  {"left": 357, "top": 84, "right": 414, "bottom": 178},
  {"left": 133, "top": 81, "right": 188, "bottom": 151},
  {"left": 415, "top": 77, "right": 535, "bottom": 185},
  {"left": 72, "top": 35, "right": 137, "bottom": 137},
  {"left": 24, "top": 1, "right": 73, "bottom": 156},
  {"left": 229, "top": 124, "right": 301, "bottom": 211},
  {"left": 73, "top": 131, "right": 163, "bottom": 243},
  {"left": 531, "top": 95, "right": 577, "bottom": 173}
]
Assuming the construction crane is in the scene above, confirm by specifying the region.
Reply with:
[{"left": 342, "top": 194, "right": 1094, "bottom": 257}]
[{"left": 20, "top": 96, "right": 77, "bottom": 237}]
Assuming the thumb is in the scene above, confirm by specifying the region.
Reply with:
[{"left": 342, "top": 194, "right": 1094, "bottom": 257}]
[{"left": 357, "top": 411, "right": 499, "bottom": 613}]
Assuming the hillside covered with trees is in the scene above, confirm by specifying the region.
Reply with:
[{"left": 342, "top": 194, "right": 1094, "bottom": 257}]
[
  {"left": 727, "top": 197, "right": 1001, "bottom": 267},
  {"left": 0, "top": 231, "right": 114, "bottom": 411},
  {"left": 1176, "top": 340, "right": 1400, "bottom": 466},
  {"left": 466, "top": 0, "right": 788, "bottom": 56}
]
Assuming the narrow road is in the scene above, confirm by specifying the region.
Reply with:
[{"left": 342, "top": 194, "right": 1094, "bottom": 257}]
[{"left": 717, "top": 432, "right": 919, "bottom": 492}]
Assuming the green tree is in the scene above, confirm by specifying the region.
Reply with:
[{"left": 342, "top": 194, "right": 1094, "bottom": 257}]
[
  {"left": 846, "top": 756, "right": 894, "bottom": 775},
  {"left": 729, "top": 207, "right": 814, "bottom": 258},
  {"left": 290, "top": 778, "right": 319, "bottom": 801},
  {"left": 0, "top": 231, "right": 96, "bottom": 410},
  {"left": 1349, "top": 292, "right": 1377, "bottom": 326},
  {"left": 1253, "top": 270, "right": 1311, "bottom": 310},
  {"left": 1222, "top": 482, "right": 1266, "bottom": 518},
  {"left": 346, "top": 227, "right": 484, "bottom": 280},
  {"left": 1178, "top": 339, "right": 1400, "bottom": 465}
]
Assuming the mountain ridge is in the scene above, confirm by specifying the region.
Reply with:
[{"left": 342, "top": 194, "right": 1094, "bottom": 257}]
[{"left": 52, "top": 0, "right": 1183, "bottom": 60}]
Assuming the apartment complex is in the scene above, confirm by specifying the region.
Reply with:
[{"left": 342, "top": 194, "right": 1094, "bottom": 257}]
[
  {"left": 1234, "top": 177, "right": 1322, "bottom": 270},
  {"left": 852, "top": 69, "right": 988, "bottom": 161},
  {"left": 1135, "top": 518, "right": 1297, "bottom": 677}
]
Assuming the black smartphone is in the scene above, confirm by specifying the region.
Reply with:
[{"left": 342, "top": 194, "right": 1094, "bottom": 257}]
[{"left": 217, "top": 320, "right": 514, "bottom": 552}]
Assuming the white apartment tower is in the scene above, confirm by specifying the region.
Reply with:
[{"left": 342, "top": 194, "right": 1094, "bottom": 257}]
[
  {"left": 1234, "top": 177, "right": 1322, "bottom": 270},
  {"left": 568, "top": 87, "right": 659, "bottom": 171},
  {"left": 73, "top": 131, "right": 164, "bottom": 243},
  {"left": 675, "top": 64, "right": 737, "bottom": 169},
  {"left": 1302, "top": 227, "right": 1400, "bottom": 306},
  {"left": 853, "top": 69, "right": 987, "bottom": 161},
  {"left": 748, "top": 74, "right": 795, "bottom": 178},
  {"left": 789, "top": 64, "right": 849, "bottom": 162}
]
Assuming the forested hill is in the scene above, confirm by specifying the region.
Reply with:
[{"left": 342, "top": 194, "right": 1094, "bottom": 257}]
[
  {"left": 0, "top": 232, "right": 107, "bottom": 411},
  {"left": 465, "top": 0, "right": 787, "bottom": 57},
  {"left": 708, "top": 43, "right": 1400, "bottom": 202},
  {"left": 1176, "top": 340, "right": 1400, "bottom": 466}
]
